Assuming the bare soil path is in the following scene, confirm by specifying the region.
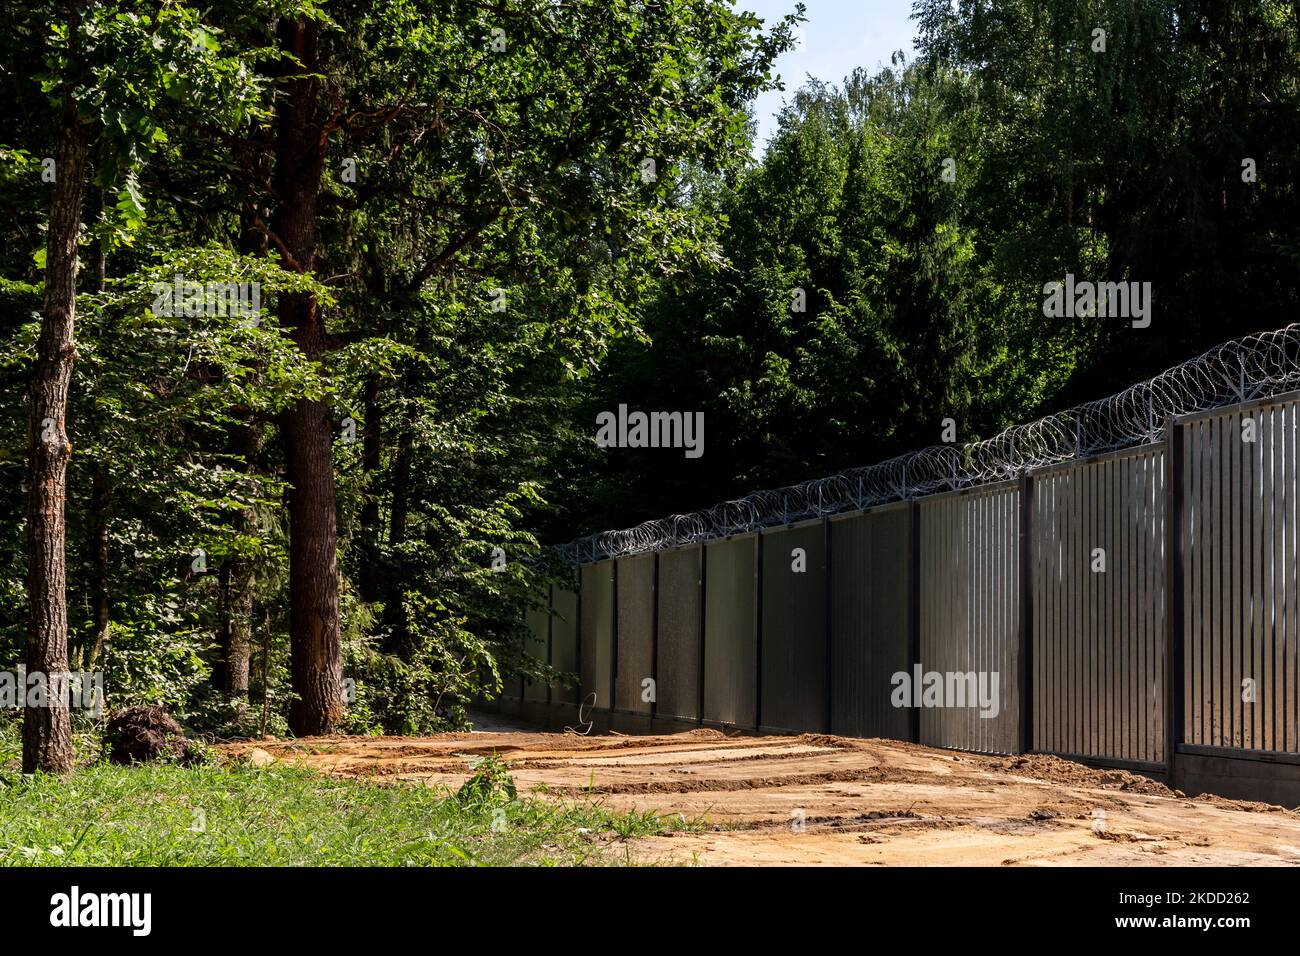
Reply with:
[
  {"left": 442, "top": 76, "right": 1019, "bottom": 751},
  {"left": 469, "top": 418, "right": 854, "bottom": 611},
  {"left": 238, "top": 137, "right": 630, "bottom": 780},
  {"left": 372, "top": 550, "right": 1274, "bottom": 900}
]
[{"left": 221, "top": 729, "right": 1300, "bottom": 866}]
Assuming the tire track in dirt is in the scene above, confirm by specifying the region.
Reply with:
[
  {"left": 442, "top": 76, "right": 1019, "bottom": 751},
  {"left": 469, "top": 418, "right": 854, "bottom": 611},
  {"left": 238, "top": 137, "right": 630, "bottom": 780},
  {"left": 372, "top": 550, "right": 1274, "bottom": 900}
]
[
  {"left": 543, "top": 766, "right": 906, "bottom": 796},
  {"left": 500, "top": 744, "right": 848, "bottom": 772}
]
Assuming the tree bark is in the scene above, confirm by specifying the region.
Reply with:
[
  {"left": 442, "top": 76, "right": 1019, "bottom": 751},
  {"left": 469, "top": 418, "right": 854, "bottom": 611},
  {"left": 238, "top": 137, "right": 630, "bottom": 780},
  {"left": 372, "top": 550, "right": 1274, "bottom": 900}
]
[
  {"left": 223, "top": 573, "right": 254, "bottom": 698},
  {"left": 272, "top": 17, "right": 343, "bottom": 735},
  {"left": 220, "top": 120, "right": 273, "bottom": 702},
  {"left": 84, "top": 180, "right": 110, "bottom": 674},
  {"left": 382, "top": 426, "right": 414, "bottom": 654},
  {"left": 24, "top": 96, "right": 87, "bottom": 775},
  {"left": 84, "top": 460, "right": 110, "bottom": 671},
  {"left": 218, "top": 420, "right": 259, "bottom": 699},
  {"left": 358, "top": 374, "right": 382, "bottom": 604}
]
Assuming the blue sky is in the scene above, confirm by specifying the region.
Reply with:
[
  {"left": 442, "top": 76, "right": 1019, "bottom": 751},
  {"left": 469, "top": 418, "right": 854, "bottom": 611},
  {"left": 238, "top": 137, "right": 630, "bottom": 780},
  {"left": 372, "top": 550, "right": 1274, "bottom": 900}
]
[{"left": 741, "top": 0, "right": 920, "bottom": 156}]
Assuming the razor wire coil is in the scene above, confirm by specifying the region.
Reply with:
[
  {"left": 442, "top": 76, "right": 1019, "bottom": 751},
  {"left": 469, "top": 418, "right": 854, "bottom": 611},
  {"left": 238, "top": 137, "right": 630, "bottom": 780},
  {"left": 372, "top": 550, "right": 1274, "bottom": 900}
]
[{"left": 559, "top": 323, "right": 1300, "bottom": 563}]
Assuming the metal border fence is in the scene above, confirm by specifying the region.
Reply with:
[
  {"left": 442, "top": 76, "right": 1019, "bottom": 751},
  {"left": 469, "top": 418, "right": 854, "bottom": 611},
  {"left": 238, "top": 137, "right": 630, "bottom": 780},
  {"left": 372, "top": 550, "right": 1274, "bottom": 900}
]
[{"left": 506, "top": 327, "right": 1300, "bottom": 801}]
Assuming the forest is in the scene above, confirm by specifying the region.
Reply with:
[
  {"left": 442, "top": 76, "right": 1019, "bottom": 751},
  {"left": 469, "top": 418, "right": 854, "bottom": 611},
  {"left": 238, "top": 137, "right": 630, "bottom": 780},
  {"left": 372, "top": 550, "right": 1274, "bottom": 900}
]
[{"left": 1, "top": 0, "right": 1297, "bottom": 776}]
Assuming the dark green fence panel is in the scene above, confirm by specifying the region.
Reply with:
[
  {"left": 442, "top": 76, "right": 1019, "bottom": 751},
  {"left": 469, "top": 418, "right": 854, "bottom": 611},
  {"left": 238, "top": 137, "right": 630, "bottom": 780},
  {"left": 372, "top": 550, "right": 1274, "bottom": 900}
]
[
  {"left": 828, "top": 504, "right": 912, "bottom": 740},
  {"left": 655, "top": 545, "right": 702, "bottom": 720},
  {"left": 615, "top": 553, "right": 656, "bottom": 714},
  {"left": 524, "top": 596, "right": 550, "bottom": 703},
  {"left": 580, "top": 560, "right": 616, "bottom": 710},
  {"left": 703, "top": 535, "right": 758, "bottom": 727},
  {"left": 760, "top": 521, "right": 828, "bottom": 732},
  {"left": 550, "top": 581, "right": 579, "bottom": 704}
]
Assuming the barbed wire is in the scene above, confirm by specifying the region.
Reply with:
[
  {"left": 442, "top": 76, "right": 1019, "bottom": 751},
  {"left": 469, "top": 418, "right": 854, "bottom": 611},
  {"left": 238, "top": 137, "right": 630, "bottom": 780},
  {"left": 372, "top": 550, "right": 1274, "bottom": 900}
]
[{"left": 559, "top": 323, "right": 1300, "bottom": 563}]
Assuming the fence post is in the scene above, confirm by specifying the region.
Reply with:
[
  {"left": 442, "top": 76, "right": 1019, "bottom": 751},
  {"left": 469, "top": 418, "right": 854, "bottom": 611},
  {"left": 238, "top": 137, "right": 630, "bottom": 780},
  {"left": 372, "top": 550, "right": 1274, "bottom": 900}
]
[
  {"left": 697, "top": 542, "right": 706, "bottom": 726},
  {"left": 823, "top": 517, "right": 833, "bottom": 734},
  {"left": 1164, "top": 418, "right": 1186, "bottom": 785},
  {"left": 650, "top": 553, "right": 659, "bottom": 724},
  {"left": 754, "top": 533, "right": 763, "bottom": 731},
  {"left": 546, "top": 584, "right": 554, "bottom": 710},
  {"left": 908, "top": 500, "right": 922, "bottom": 745},
  {"left": 574, "top": 563, "right": 582, "bottom": 718},
  {"left": 1019, "top": 473, "right": 1033, "bottom": 755},
  {"left": 609, "top": 560, "right": 618, "bottom": 717}
]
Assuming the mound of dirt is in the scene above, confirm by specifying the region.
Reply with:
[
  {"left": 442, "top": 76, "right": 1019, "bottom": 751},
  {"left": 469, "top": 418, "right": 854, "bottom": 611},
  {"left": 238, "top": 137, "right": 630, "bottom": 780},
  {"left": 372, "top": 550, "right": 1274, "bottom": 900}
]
[
  {"left": 1193, "top": 792, "right": 1300, "bottom": 815},
  {"left": 993, "top": 753, "right": 1173, "bottom": 796},
  {"left": 104, "top": 705, "right": 205, "bottom": 766},
  {"left": 674, "top": 728, "right": 729, "bottom": 740},
  {"left": 795, "top": 733, "right": 859, "bottom": 749}
]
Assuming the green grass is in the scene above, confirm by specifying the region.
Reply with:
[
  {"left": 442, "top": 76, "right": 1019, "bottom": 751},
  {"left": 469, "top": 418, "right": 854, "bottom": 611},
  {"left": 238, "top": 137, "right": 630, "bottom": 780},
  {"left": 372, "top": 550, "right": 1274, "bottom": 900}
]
[{"left": 0, "top": 758, "right": 693, "bottom": 867}]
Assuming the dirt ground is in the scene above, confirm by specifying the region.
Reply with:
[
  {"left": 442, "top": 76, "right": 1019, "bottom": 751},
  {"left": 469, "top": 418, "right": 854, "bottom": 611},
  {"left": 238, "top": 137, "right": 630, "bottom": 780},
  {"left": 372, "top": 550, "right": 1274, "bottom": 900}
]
[{"left": 220, "top": 728, "right": 1300, "bottom": 866}]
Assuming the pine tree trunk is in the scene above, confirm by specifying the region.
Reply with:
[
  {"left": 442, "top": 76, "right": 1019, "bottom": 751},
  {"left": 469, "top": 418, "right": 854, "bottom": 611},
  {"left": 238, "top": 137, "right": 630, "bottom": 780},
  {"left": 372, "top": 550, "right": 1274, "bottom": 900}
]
[
  {"left": 84, "top": 186, "right": 110, "bottom": 674},
  {"left": 358, "top": 375, "right": 382, "bottom": 604},
  {"left": 224, "top": 127, "right": 272, "bottom": 704},
  {"left": 383, "top": 426, "right": 414, "bottom": 654},
  {"left": 85, "top": 460, "right": 110, "bottom": 671},
  {"left": 224, "top": 574, "right": 254, "bottom": 698},
  {"left": 219, "top": 421, "right": 260, "bottom": 699},
  {"left": 272, "top": 17, "right": 343, "bottom": 735},
  {"left": 24, "top": 98, "right": 87, "bottom": 775},
  {"left": 78, "top": 183, "right": 110, "bottom": 671}
]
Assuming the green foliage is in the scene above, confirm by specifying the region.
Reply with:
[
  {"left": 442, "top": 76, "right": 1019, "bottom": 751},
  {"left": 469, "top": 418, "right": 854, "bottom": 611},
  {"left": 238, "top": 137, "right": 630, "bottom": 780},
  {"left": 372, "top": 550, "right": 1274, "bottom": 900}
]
[
  {"left": 99, "top": 617, "right": 211, "bottom": 718},
  {"left": 3, "top": 0, "right": 1294, "bottom": 748},
  {"left": 913, "top": 0, "right": 1300, "bottom": 391},
  {"left": 0, "top": 756, "right": 687, "bottom": 866},
  {"left": 0, "top": 0, "right": 796, "bottom": 738},
  {"left": 455, "top": 753, "right": 518, "bottom": 810},
  {"left": 0, "top": 248, "right": 327, "bottom": 721},
  {"left": 560, "top": 1, "right": 1300, "bottom": 534},
  {"left": 564, "top": 62, "right": 1088, "bottom": 529}
]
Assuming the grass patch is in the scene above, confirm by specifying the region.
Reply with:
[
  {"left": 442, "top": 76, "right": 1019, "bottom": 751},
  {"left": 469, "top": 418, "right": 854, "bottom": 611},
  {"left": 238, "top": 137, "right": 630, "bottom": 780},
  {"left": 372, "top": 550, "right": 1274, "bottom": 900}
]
[{"left": 0, "top": 755, "right": 694, "bottom": 866}]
